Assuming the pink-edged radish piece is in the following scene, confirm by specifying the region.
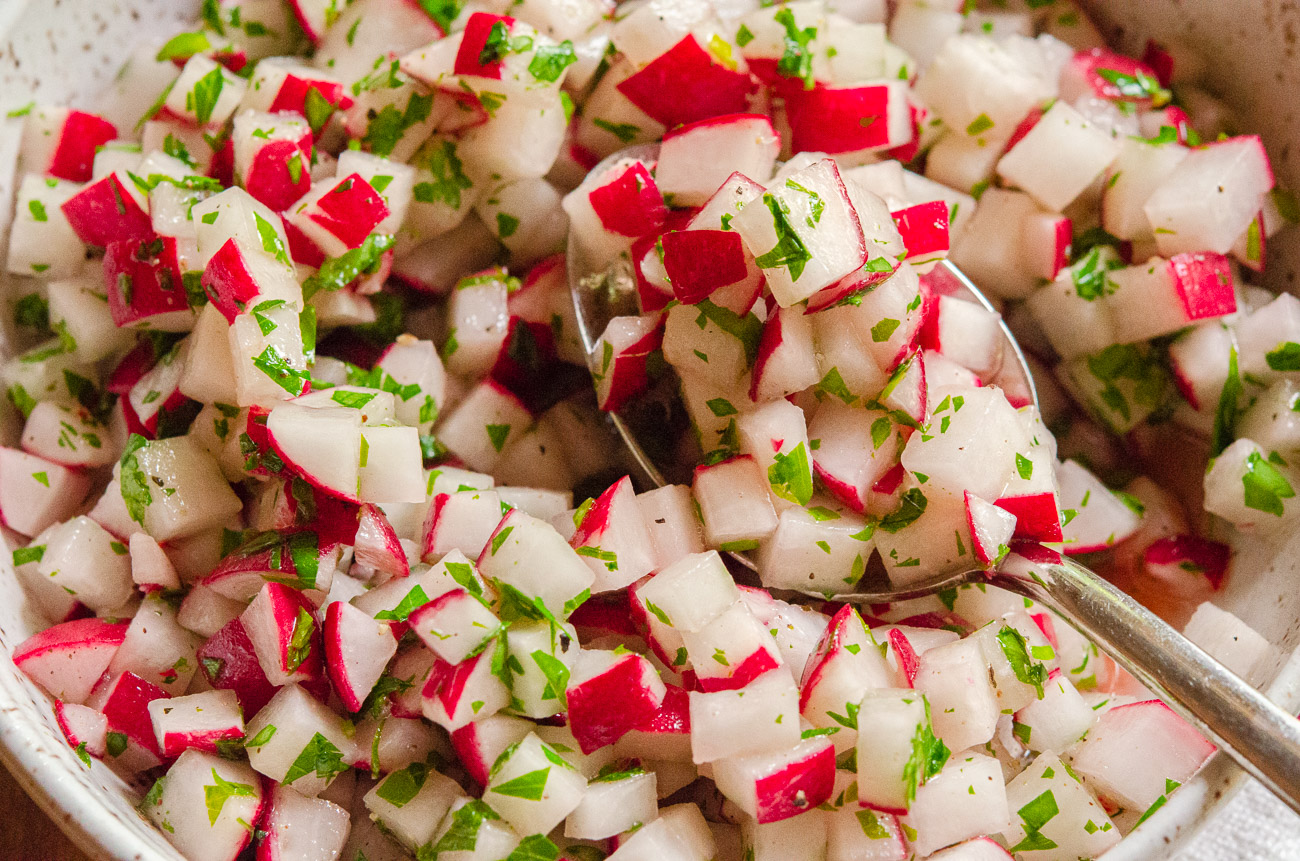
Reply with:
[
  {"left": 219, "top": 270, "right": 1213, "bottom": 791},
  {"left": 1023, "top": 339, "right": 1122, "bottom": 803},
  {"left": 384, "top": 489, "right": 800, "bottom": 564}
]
[
  {"left": 240, "top": 581, "right": 324, "bottom": 687},
  {"left": 566, "top": 649, "right": 667, "bottom": 753},
  {"left": 324, "top": 601, "right": 399, "bottom": 713},
  {"left": 56, "top": 699, "right": 108, "bottom": 760},
  {"left": 149, "top": 689, "right": 245, "bottom": 759},
  {"left": 713, "top": 734, "right": 836, "bottom": 823},
  {"left": 14, "top": 617, "right": 128, "bottom": 704},
  {"left": 1068, "top": 699, "right": 1215, "bottom": 811},
  {"left": 142, "top": 751, "right": 265, "bottom": 861}
]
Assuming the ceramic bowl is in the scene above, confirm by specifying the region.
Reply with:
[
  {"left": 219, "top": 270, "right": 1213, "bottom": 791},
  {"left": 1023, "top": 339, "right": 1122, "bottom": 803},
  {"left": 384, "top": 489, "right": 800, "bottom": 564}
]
[{"left": 2, "top": 1, "right": 1300, "bottom": 859}]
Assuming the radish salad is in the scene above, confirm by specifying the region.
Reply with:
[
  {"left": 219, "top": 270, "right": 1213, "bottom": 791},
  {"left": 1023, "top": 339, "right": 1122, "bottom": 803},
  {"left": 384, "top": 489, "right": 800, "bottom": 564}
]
[{"left": 1, "top": 0, "right": 1290, "bottom": 859}]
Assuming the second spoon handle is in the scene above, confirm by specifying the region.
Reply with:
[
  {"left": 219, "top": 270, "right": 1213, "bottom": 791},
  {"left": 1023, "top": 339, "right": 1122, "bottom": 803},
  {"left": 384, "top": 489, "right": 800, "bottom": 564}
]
[{"left": 996, "top": 553, "right": 1300, "bottom": 816}]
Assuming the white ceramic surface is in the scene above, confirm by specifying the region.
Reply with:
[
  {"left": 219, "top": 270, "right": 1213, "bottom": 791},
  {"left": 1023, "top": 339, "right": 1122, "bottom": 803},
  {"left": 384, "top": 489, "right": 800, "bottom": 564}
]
[{"left": 1, "top": 1, "right": 1300, "bottom": 859}]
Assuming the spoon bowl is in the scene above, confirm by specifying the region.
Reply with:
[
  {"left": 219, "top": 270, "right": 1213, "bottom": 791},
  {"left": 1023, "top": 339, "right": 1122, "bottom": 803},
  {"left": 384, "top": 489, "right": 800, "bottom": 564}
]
[{"left": 567, "top": 148, "right": 1300, "bottom": 815}]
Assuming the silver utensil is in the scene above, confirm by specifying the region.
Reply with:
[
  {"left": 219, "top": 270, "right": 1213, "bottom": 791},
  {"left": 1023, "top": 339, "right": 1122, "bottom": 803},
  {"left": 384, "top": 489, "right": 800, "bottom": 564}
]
[{"left": 567, "top": 152, "right": 1300, "bottom": 814}]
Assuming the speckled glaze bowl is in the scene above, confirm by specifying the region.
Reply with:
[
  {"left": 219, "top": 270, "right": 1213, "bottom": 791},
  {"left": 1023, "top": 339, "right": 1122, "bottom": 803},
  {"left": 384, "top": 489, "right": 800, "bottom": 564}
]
[{"left": 2, "top": 1, "right": 1300, "bottom": 859}]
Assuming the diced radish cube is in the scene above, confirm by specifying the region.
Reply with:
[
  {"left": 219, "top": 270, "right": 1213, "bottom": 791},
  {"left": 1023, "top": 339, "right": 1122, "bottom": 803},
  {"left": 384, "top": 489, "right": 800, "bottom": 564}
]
[
  {"left": 240, "top": 582, "right": 322, "bottom": 687},
  {"left": 616, "top": 35, "right": 758, "bottom": 129},
  {"left": 452, "top": 713, "right": 534, "bottom": 786},
  {"left": 902, "top": 385, "right": 1025, "bottom": 500},
  {"left": 757, "top": 503, "right": 875, "bottom": 595},
  {"left": 60, "top": 172, "right": 153, "bottom": 248},
  {"left": 567, "top": 649, "right": 666, "bottom": 753},
  {"left": 571, "top": 475, "right": 657, "bottom": 593},
  {"left": 149, "top": 689, "right": 244, "bottom": 759},
  {"left": 21, "top": 106, "right": 118, "bottom": 182},
  {"left": 0, "top": 447, "right": 92, "bottom": 538},
  {"left": 605, "top": 802, "right": 715, "bottom": 861},
  {"left": 56, "top": 700, "right": 108, "bottom": 759},
  {"left": 566, "top": 768, "right": 659, "bottom": 840},
  {"left": 1102, "top": 136, "right": 1189, "bottom": 241},
  {"left": 164, "top": 55, "right": 247, "bottom": 128},
  {"left": 422, "top": 647, "right": 512, "bottom": 731},
  {"left": 142, "top": 751, "right": 264, "bottom": 861},
  {"left": 693, "top": 456, "right": 779, "bottom": 550},
  {"left": 6, "top": 174, "right": 87, "bottom": 279},
  {"left": 1183, "top": 602, "right": 1273, "bottom": 686},
  {"left": 734, "top": 159, "right": 866, "bottom": 308},
  {"left": 484, "top": 732, "right": 588, "bottom": 835},
  {"left": 915, "top": 35, "right": 1054, "bottom": 144},
  {"left": 89, "top": 671, "right": 170, "bottom": 770},
  {"left": 682, "top": 600, "right": 782, "bottom": 691},
  {"left": 479, "top": 507, "right": 594, "bottom": 614},
  {"left": 799, "top": 605, "right": 894, "bottom": 751},
  {"left": 855, "top": 688, "right": 940, "bottom": 813},
  {"left": 1067, "top": 699, "right": 1214, "bottom": 810},
  {"left": 14, "top": 617, "right": 128, "bottom": 704},
  {"left": 997, "top": 101, "right": 1121, "bottom": 212},
  {"left": 914, "top": 637, "right": 999, "bottom": 753},
  {"left": 1057, "top": 459, "right": 1143, "bottom": 553},
  {"left": 324, "top": 601, "right": 398, "bottom": 712},
  {"left": 1014, "top": 670, "right": 1097, "bottom": 754},
  {"left": 902, "top": 752, "right": 1009, "bottom": 857},
  {"left": 592, "top": 315, "right": 663, "bottom": 413},
  {"left": 35, "top": 515, "right": 134, "bottom": 613},
  {"left": 1001, "top": 752, "right": 1120, "bottom": 859},
  {"left": 363, "top": 762, "right": 463, "bottom": 850},
  {"left": 714, "top": 734, "right": 836, "bottom": 823},
  {"left": 285, "top": 173, "right": 389, "bottom": 258},
  {"left": 656, "top": 115, "right": 779, "bottom": 207},
  {"left": 258, "top": 784, "right": 351, "bottom": 861},
  {"left": 244, "top": 683, "right": 354, "bottom": 797},
  {"left": 689, "top": 671, "right": 800, "bottom": 763},
  {"left": 409, "top": 588, "right": 502, "bottom": 665},
  {"left": 1144, "top": 135, "right": 1274, "bottom": 255},
  {"left": 437, "top": 379, "right": 533, "bottom": 473},
  {"left": 964, "top": 492, "right": 1017, "bottom": 567}
]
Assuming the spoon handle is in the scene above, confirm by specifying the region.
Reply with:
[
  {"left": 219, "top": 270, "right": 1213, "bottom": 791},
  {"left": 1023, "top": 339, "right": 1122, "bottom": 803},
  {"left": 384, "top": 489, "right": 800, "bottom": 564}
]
[{"left": 996, "top": 552, "right": 1300, "bottom": 816}]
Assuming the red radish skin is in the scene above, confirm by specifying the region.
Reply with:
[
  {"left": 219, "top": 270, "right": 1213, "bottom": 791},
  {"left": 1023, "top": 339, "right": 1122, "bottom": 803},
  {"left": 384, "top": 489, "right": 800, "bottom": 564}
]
[
  {"left": 784, "top": 84, "right": 895, "bottom": 154},
  {"left": 595, "top": 320, "right": 663, "bottom": 413},
  {"left": 1142, "top": 39, "right": 1176, "bottom": 87},
  {"left": 60, "top": 173, "right": 153, "bottom": 247},
  {"left": 454, "top": 13, "right": 516, "bottom": 79},
  {"left": 587, "top": 162, "right": 668, "bottom": 238},
  {"left": 1069, "top": 48, "right": 1167, "bottom": 107},
  {"left": 892, "top": 201, "right": 951, "bottom": 261},
  {"left": 1003, "top": 105, "right": 1045, "bottom": 154},
  {"left": 244, "top": 138, "right": 314, "bottom": 212},
  {"left": 55, "top": 700, "right": 107, "bottom": 758},
  {"left": 282, "top": 219, "right": 327, "bottom": 267},
  {"left": 197, "top": 619, "right": 280, "bottom": 718},
  {"left": 13, "top": 618, "right": 128, "bottom": 705},
  {"left": 308, "top": 173, "right": 390, "bottom": 250},
  {"left": 268, "top": 74, "right": 353, "bottom": 125},
  {"left": 751, "top": 740, "right": 836, "bottom": 823},
  {"left": 201, "top": 238, "right": 276, "bottom": 323},
  {"left": 96, "top": 671, "right": 171, "bottom": 759},
  {"left": 567, "top": 654, "right": 666, "bottom": 753},
  {"left": 616, "top": 35, "right": 759, "bottom": 129},
  {"left": 661, "top": 230, "right": 750, "bottom": 303},
  {"left": 889, "top": 628, "right": 920, "bottom": 687},
  {"left": 692, "top": 647, "right": 781, "bottom": 693},
  {"left": 48, "top": 111, "right": 118, "bottom": 182},
  {"left": 1144, "top": 535, "right": 1231, "bottom": 590},
  {"left": 994, "top": 493, "right": 1064, "bottom": 543},
  {"left": 1168, "top": 252, "right": 1236, "bottom": 320},
  {"left": 1030, "top": 612, "right": 1059, "bottom": 649}
]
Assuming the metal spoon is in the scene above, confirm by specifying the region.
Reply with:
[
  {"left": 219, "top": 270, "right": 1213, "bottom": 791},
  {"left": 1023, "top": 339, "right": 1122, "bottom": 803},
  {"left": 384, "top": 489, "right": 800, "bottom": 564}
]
[{"left": 567, "top": 151, "right": 1300, "bottom": 814}]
